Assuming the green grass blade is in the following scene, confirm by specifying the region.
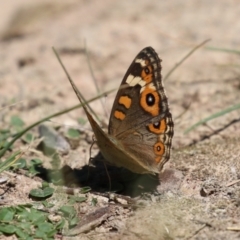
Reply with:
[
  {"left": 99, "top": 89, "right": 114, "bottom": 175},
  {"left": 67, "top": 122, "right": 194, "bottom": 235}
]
[
  {"left": 205, "top": 46, "right": 240, "bottom": 55},
  {"left": 0, "top": 150, "right": 21, "bottom": 174},
  {"left": 184, "top": 103, "right": 240, "bottom": 134},
  {"left": 0, "top": 89, "right": 116, "bottom": 159}
]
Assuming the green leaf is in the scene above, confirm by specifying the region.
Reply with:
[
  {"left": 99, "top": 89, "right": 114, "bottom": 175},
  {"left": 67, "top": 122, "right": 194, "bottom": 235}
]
[
  {"left": 28, "top": 158, "right": 43, "bottom": 176},
  {"left": 17, "top": 158, "right": 27, "bottom": 169},
  {"left": 43, "top": 187, "right": 54, "bottom": 196},
  {"left": 80, "top": 186, "right": 91, "bottom": 193},
  {"left": 0, "top": 207, "right": 15, "bottom": 221},
  {"left": 34, "top": 229, "right": 46, "bottom": 239},
  {"left": 0, "top": 224, "right": 16, "bottom": 234},
  {"left": 69, "top": 216, "right": 78, "bottom": 228},
  {"left": 42, "top": 201, "right": 54, "bottom": 208},
  {"left": 91, "top": 197, "right": 98, "bottom": 206},
  {"left": 37, "top": 222, "right": 54, "bottom": 233},
  {"left": 46, "top": 229, "right": 57, "bottom": 237},
  {"left": 17, "top": 209, "right": 30, "bottom": 221},
  {"left": 17, "top": 222, "right": 32, "bottom": 232},
  {"left": 69, "top": 196, "right": 87, "bottom": 204},
  {"left": 26, "top": 237, "right": 34, "bottom": 240},
  {"left": 55, "top": 218, "right": 65, "bottom": 230},
  {"left": 23, "top": 133, "right": 34, "bottom": 143},
  {"left": 15, "top": 228, "right": 30, "bottom": 239},
  {"left": 29, "top": 158, "right": 42, "bottom": 166},
  {"left": 77, "top": 117, "right": 87, "bottom": 125},
  {"left": 17, "top": 204, "right": 32, "bottom": 209},
  {"left": 42, "top": 181, "right": 50, "bottom": 188},
  {"left": 28, "top": 208, "right": 47, "bottom": 224},
  {"left": 10, "top": 115, "right": 25, "bottom": 128},
  {"left": 29, "top": 187, "right": 54, "bottom": 198},
  {"left": 59, "top": 205, "right": 75, "bottom": 218},
  {"left": 67, "top": 128, "right": 80, "bottom": 139}
]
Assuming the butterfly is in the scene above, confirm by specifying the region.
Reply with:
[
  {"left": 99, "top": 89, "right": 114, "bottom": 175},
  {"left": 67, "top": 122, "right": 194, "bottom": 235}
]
[{"left": 67, "top": 47, "right": 174, "bottom": 174}]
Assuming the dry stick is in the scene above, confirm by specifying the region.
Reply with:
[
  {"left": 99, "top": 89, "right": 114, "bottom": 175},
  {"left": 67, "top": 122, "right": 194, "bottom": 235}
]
[
  {"left": 226, "top": 227, "right": 240, "bottom": 231},
  {"left": 186, "top": 224, "right": 208, "bottom": 240},
  {"left": 185, "top": 104, "right": 240, "bottom": 134},
  {"left": 204, "top": 122, "right": 226, "bottom": 139},
  {"left": 164, "top": 39, "right": 210, "bottom": 82},
  {"left": 174, "top": 101, "right": 192, "bottom": 122},
  {"left": 226, "top": 179, "right": 240, "bottom": 187},
  {"left": 187, "top": 117, "right": 240, "bottom": 147}
]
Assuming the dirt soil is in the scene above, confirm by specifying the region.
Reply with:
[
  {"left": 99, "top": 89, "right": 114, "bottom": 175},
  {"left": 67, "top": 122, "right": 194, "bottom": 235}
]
[{"left": 0, "top": 1, "right": 240, "bottom": 239}]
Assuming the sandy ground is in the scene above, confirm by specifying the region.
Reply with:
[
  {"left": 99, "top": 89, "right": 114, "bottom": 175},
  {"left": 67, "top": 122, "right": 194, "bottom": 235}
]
[{"left": 0, "top": 0, "right": 240, "bottom": 239}]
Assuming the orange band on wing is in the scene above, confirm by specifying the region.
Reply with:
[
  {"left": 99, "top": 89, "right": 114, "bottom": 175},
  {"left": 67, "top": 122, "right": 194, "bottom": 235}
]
[
  {"left": 119, "top": 96, "right": 132, "bottom": 109},
  {"left": 155, "top": 156, "right": 162, "bottom": 163},
  {"left": 141, "top": 65, "right": 153, "bottom": 84},
  {"left": 114, "top": 110, "right": 126, "bottom": 120}
]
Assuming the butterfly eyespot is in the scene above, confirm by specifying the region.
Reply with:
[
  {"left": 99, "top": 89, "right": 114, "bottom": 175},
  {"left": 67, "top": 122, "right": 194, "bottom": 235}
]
[
  {"left": 148, "top": 119, "right": 167, "bottom": 134},
  {"left": 153, "top": 121, "right": 160, "bottom": 128},
  {"left": 140, "top": 88, "right": 159, "bottom": 116},
  {"left": 154, "top": 142, "right": 165, "bottom": 156},
  {"left": 144, "top": 67, "right": 150, "bottom": 74},
  {"left": 146, "top": 93, "right": 155, "bottom": 106}
]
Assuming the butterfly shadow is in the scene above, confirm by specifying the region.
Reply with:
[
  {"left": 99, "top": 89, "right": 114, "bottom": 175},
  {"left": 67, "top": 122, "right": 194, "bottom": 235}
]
[{"left": 58, "top": 152, "right": 160, "bottom": 198}]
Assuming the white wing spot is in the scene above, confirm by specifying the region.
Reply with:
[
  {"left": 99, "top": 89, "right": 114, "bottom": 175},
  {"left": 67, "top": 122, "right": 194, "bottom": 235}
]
[
  {"left": 140, "top": 82, "right": 156, "bottom": 93},
  {"left": 148, "top": 82, "right": 156, "bottom": 90},
  {"left": 135, "top": 58, "right": 146, "bottom": 67},
  {"left": 126, "top": 74, "right": 145, "bottom": 87}
]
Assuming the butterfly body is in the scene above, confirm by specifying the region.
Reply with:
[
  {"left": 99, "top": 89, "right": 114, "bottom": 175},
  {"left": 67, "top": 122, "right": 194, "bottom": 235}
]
[{"left": 68, "top": 47, "right": 174, "bottom": 174}]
